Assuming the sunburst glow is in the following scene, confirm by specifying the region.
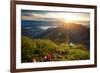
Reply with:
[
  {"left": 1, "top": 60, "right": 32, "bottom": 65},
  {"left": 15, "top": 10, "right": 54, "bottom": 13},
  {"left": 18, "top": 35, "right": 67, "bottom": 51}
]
[{"left": 22, "top": 10, "right": 90, "bottom": 26}]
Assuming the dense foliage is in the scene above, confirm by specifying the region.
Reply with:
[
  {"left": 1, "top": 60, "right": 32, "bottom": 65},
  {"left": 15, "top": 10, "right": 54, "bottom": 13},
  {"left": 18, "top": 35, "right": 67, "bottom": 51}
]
[{"left": 21, "top": 36, "right": 90, "bottom": 63}]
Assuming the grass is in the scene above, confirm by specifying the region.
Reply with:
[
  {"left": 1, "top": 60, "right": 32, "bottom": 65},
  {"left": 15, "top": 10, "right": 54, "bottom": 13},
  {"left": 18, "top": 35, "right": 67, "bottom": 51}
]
[{"left": 21, "top": 36, "right": 90, "bottom": 63}]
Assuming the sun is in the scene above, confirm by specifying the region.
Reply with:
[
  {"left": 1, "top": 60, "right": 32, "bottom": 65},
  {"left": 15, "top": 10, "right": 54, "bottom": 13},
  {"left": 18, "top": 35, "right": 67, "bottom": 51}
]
[
  {"left": 64, "top": 19, "right": 74, "bottom": 23},
  {"left": 63, "top": 14, "right": 76, "bottom": 23},
  {"left": 63, "top": 18, "right": 74, "bottom": 24}
]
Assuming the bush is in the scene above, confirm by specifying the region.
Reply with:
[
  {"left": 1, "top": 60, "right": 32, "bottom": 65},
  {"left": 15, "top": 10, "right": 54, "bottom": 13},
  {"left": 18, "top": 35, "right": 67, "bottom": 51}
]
[
  {"left": 66, "top": 49, "right": 90, "bottom": 60},
  {"left": 21, "top": 36, "right": 58, "bottom": 62},
  {"left": 21, "top": 36, "right": 90, "bottom": 62}
]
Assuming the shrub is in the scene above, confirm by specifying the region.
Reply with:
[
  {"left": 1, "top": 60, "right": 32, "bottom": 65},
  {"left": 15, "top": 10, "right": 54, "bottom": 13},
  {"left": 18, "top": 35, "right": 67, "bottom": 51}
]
[{"left": 21, "top": 36, "right": 90, "bottom": 62}]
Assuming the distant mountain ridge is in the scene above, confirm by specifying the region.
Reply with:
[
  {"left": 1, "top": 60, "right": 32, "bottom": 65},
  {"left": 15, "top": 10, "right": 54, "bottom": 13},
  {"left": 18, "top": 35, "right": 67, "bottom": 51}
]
[
  {"left": 22, "top": 20, "right": 89, "bottom": 27},
  {"left": 22, "top": 21, "right": 90, "bottom": 49}
]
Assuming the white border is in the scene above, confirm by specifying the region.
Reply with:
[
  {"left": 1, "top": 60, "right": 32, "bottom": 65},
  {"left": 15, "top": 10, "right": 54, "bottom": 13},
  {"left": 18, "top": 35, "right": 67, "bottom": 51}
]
[{"left": 16, "top": 5, "right": 95, "bottom": 69}]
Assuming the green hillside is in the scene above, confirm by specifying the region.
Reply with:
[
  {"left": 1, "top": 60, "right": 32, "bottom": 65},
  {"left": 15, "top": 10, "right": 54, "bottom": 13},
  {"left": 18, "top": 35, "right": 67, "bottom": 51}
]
[{"left": 21, "top": 36, "right": 90, "bottom": 63}]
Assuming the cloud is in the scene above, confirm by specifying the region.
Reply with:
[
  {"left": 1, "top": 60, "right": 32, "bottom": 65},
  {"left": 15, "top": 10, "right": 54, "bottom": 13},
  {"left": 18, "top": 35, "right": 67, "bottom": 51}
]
[{"left": 21, "top": 10, "right": 90, "bottom": 22}]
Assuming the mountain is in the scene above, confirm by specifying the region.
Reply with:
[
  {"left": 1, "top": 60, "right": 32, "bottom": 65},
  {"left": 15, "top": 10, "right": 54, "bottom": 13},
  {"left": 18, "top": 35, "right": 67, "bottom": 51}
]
[
  {"left": 21, "top": 22, "right": 90, "bottom": 49},
  {"left": 21, "top": 20, "right": 62, "bottom": 27}
]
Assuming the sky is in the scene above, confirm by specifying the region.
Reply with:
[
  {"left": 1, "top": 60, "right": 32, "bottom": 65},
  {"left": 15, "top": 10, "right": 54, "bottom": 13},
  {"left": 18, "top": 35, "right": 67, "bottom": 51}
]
[{"left": 21, "top": 10, "right": 90, "bottom": 26}]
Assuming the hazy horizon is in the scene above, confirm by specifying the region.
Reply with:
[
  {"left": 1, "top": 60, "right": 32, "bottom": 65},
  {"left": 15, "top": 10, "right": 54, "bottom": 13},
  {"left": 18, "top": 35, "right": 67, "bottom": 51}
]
[{"left": 21, "top": 10, "right": 90, "bottom": 27}]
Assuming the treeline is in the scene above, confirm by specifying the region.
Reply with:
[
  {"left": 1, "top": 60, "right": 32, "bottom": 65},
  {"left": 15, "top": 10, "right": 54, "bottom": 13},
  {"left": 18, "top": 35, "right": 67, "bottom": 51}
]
[{"left": 21, "top": 36, "right": 90, "bottom": 63}]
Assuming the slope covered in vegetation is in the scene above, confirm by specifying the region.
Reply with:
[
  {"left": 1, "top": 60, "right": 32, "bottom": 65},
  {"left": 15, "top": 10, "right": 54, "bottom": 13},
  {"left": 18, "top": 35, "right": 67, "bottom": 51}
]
[{"left": 21, "top": 36, "right": 90, "bottom": 63}]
